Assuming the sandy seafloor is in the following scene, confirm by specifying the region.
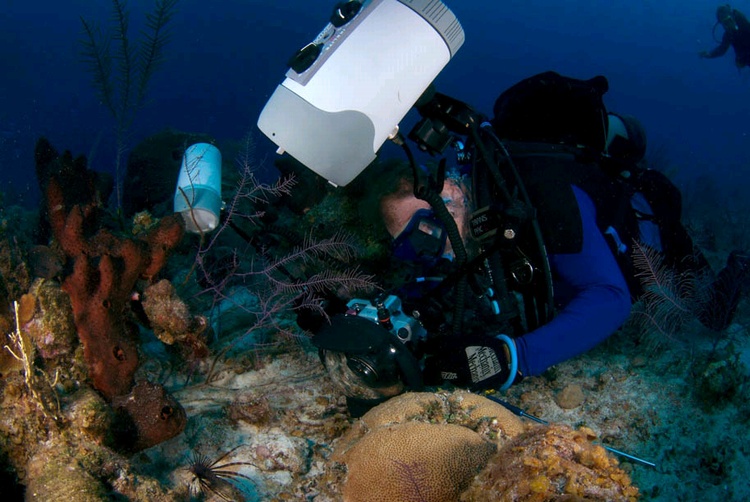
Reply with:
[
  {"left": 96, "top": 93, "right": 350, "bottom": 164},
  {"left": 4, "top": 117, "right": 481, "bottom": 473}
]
[{"left": 131, "top": 294, "right": 750, "bottom": 502}]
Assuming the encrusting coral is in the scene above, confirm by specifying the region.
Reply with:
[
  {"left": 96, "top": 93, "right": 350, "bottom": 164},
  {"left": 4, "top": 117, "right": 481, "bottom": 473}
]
[
  {"left": 460, "top": 423, "right": 640, "bottom": 501},
  {"left": 22, "top": 278, "right": 78, "bottom": 361},
  {"left": 22, "top": 425, "right": 175, "bottom": 502},
  {"left": 325, "top": 390, "right": 639, "bottom": 502},
  {"left": 141, "top": 278, "right": 209, "bottom": 357}
]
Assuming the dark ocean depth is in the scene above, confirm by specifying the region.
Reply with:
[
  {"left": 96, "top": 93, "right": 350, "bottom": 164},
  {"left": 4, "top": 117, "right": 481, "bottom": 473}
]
[{"left": 1, "top": 1, "right": 748, "bottom": 206}]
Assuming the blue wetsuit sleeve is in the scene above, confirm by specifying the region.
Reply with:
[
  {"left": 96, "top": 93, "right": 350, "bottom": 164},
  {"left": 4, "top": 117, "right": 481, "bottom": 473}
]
[{"left": 514, "top": 186, "right": 631, "bottom": 377}]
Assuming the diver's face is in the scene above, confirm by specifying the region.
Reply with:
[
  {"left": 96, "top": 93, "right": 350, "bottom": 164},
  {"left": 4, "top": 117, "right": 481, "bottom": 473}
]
[
  {"left": 381, "top": 181, "right": 433, "bottom": 239},
  {"left": 381, "top": 178, "right": 471, "bottom": 261}
]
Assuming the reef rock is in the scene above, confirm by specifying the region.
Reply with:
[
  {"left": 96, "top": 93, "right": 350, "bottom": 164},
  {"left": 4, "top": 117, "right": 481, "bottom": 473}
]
[
  {"left": 22, "top": 278, "right": 77, "bottom": 361},
  {"left": 141, "top": 278, "right": 208, "bottom": 353},
  {"left": 328, "top": 390, "right": 639, "bottom": 502},
  {"left": 460, "top": 423, "right": 640, "bottom": 501}
]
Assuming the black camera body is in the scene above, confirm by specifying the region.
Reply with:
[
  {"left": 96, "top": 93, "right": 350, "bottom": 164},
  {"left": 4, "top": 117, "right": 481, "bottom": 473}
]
[{"left": 311, "top": 294, "right": 425, "bottom": 408}]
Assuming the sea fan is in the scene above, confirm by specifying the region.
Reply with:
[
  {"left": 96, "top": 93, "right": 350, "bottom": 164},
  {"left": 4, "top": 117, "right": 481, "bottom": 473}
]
[
  {"left": 630, "top": 240, "right": 696, "bottom": 346},
  {"left": 392, "top": 459, "right": 430, "bottom": 502},
  {"left": 79, "top": 0, "right": 180, "bottom": 208}
]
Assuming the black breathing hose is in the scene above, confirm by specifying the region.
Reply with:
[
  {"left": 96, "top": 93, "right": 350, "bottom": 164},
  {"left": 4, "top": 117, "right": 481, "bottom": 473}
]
[
  {"left": 396, "top": 134, "right": 469, "bottom": 336},
  {"left": 476, "top": 123, "right": 555, "bottom": 326}
]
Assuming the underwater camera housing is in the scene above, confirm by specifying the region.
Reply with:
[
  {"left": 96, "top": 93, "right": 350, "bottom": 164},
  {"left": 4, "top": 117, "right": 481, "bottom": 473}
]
[
  {"left": 312, "top": 295, "right": 425, "bottom": 405},
  {"left": 257, "top": 0, "right": 464, "bottom": 187},
  {"left": 345, "top": 294, "right": 426, "bottom": 344}
]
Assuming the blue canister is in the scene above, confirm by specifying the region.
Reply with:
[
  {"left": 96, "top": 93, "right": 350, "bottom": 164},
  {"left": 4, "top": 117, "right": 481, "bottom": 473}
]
[{"left": 174, "top": 143, "right": 222, "bottom": 233}]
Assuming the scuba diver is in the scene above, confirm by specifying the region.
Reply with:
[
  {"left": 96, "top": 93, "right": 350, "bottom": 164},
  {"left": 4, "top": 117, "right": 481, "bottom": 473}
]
[
  {"left": 306, "top": 71, "right": 750, "bottom": 417},
  {"left": 310, "top": 73, "right": 632, "bottom": 415},
  {"left": 700, "top": 4, "right": 750, "bottom": 69},
  {"left": 596, "top": 114, "right": 750, "bottom": 333}
]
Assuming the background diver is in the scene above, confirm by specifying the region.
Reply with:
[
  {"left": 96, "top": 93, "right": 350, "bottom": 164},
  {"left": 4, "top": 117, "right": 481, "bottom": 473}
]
[{"left": 700, "top": 4, "right": 750, "bottom": 70}]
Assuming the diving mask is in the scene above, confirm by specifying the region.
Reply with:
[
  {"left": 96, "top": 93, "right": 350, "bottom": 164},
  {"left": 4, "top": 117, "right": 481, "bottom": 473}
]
[{"left": 392, "top": 208, "right": 449, "bottom": 266}]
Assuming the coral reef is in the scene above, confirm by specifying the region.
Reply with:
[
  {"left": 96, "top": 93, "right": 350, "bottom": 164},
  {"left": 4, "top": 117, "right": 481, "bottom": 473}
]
[
  {"left": 34, "top": 138, "right": 188, "bottom": 453},
  {"left": 324, "top": 390, "right": 638, "bottom": 502},
  {"left": 111, "top": 381, "right": 187, "bottom": 453},
  {"left": 64, "top": 387, "right": 115, "bottom": 444},
  {"left": 326, "top": 390, "right": 526, "bottom": 502},
  {"left": 22, "top": 279, "right": 78, "bottom": 360},
  {"left": 141, "top": 278, "right": 208, "bottom": 356},
  {"left": 25, "top": 448, "right": 110, "bottom": 502},
  {"left": 47, "top": 171, "right": 184, "bottom": 399},
  {"left": 460, "top": 423, "right": 639, "bottom": 501},
  {"left": 22, "top": 432, "right": 175, "bottom": 502},
  {"left": 225, "top": 393, "right": 274, "bottom": 426},
  {"left": 0, "top": 136, "right": 200, "bottom": 498},
  {"left": 0, "top": 236, "right": 32, "bottom": 339},
  {"left": 693, "top": 341, "right": 749, "bottom": 410},
  {"left": 0, "top": 132, "right": 684, "bottom": 500},
  {"left": 0, "top": 301, "right": 178, "bottom": 500}
]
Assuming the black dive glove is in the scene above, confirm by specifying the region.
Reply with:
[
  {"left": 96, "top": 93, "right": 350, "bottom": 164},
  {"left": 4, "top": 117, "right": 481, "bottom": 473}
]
[{"left": 423, "top": 334, "right": 519, "bottom": 391}]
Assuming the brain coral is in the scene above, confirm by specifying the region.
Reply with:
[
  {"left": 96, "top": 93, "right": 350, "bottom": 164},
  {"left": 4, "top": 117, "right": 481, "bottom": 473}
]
[
  {"left": 331, "top": 390, "right": 526, "bottom": 502},
  {"left": 341, "top": 421, "right": 495, "bottom": 502}
]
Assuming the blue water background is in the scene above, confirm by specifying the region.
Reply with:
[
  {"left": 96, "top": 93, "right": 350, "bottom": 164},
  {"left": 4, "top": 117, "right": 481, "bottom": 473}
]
[{"left": 1, "top": 0, "right": 747, "bottom": 207}]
